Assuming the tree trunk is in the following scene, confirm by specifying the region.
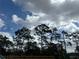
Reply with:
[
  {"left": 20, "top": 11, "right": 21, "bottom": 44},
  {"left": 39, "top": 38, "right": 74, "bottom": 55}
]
[
  {"left": 63, "top": 34, "right": 66, "bottom": 51},
  {"left": 41, "top": 36, "right": 43, "bottom": 50}
]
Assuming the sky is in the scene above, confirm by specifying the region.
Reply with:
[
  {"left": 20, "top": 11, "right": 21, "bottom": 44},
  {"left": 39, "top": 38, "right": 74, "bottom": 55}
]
[{"left": 1, "top": 0, "right": 79, "bottom": 41}]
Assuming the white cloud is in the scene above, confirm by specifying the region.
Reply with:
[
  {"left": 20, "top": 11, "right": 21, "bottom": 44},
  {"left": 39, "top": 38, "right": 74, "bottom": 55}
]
[
  {"left": 12, "top": 13, "right": 55, "bottom": 29},
  {"left": 26, "top": 15, "right": 40, "bottom": 23},
  {"left": 50, "top": 0, "right": 65, "bottom": 4},
  {"left": 0, "top": 18, "right": 5, "bottom": 28},
  {"left": 12, "top": 14, "right": 23, "bottom": 25},
  {"left": 59, "top": 21, "right": 68, "bottom": 26},
  {"left": 12, "top": 13, "right": 79, "bottom": 33},
  {"left": 13, "top": 0, "right": 79, "bottom": 24},
  {"left": 58, "top": 21, "right": 79, "bottom": 33},
  {"left": 12, "top": 0, "right": 16, "bottom": 2},
  {"left": 12, "top": 15, "right": 23, "bottom": 23}
]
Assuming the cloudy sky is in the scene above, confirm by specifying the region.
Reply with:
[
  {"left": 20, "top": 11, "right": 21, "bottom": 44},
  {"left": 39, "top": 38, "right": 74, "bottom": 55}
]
[{"left": 1, "top": 0, "right": 79, "bottom": 40}]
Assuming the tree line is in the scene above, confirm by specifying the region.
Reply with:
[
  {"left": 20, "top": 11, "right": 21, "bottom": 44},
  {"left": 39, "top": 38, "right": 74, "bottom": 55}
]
[{"left": 0, "top": 24, "right": 79, "bottom": 57}]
